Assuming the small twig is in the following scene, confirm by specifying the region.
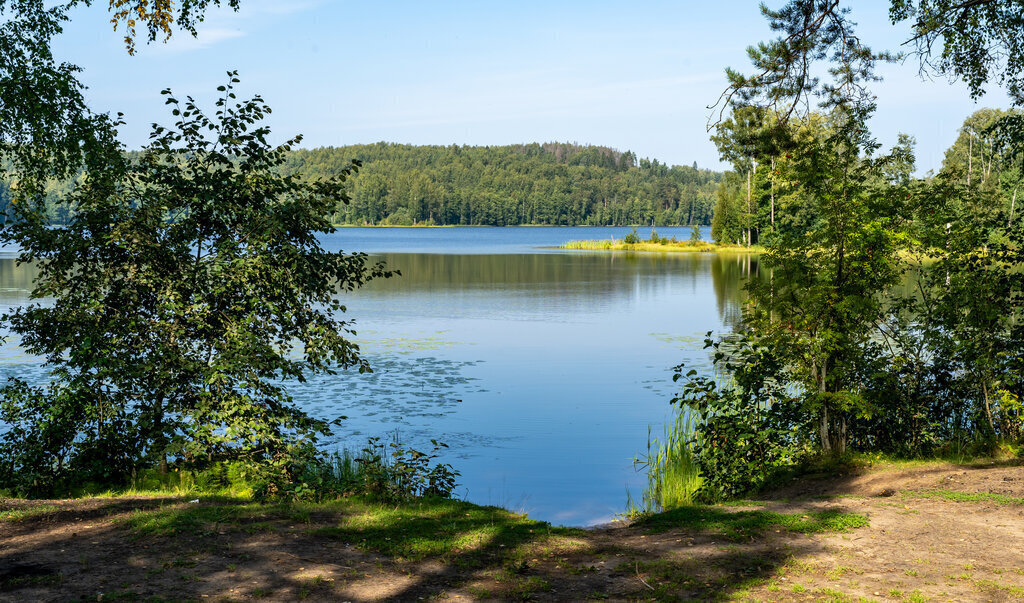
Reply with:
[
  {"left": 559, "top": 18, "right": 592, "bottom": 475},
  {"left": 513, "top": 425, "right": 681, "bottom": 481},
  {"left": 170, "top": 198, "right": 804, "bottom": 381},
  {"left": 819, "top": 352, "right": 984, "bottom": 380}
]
[{"left": 636, "top": 561, "right": 655, "bottom": 591}]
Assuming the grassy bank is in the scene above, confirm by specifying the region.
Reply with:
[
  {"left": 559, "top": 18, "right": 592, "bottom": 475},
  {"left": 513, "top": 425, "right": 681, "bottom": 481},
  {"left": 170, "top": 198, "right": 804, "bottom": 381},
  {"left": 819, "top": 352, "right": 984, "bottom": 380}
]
[{"left": 561, "top": 238, "right": 760, "bottom": 253}]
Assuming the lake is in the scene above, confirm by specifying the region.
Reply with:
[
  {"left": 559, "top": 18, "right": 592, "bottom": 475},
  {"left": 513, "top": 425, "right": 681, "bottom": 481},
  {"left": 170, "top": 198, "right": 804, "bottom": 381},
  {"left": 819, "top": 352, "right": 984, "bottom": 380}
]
[{"left": 0, "top": 226, "right": 756, "bottom": 526}]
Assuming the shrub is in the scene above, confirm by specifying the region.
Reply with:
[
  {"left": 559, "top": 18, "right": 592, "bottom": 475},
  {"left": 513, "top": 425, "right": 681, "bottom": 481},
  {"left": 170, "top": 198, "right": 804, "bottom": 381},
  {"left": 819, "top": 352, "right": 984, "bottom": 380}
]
[
  {"left": 672, "top": 334, "right": 811, "bottom": 501},
  {"left": 355, "top": 435, "right": 460, "bottom": 501}
]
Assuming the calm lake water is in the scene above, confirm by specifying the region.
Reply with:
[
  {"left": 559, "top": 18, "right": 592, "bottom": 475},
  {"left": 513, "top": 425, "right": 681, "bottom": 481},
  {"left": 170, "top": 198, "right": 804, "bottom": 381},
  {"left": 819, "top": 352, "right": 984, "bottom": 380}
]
[{"left": 0, "top": 226, "right": 757, "bottom": 526}]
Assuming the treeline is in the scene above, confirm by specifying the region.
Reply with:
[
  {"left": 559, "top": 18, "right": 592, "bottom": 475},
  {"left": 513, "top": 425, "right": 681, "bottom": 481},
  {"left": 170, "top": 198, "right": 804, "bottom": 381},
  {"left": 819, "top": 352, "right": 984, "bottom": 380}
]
[
  {"left": 9, "top": 143, "right": 720, "bottom": 228},
  {"left": 281, "top": 142, "right": 720, "bottom": 226}
]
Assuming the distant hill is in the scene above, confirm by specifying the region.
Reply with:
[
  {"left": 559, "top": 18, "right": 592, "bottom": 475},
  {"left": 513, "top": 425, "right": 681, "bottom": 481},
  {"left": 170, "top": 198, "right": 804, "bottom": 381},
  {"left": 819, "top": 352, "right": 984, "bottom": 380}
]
[
  {"left": 282, "top": 142, "right": 721, "bottom": 226},
  {"left": 5, "top": 143, "right": 722, "bottom": 227}
]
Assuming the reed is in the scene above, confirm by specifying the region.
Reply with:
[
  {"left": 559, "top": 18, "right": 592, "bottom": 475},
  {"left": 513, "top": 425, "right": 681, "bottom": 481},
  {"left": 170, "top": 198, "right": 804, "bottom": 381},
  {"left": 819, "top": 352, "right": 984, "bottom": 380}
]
[{"left": 628, "top": 408, "right": 704, "bottom": 516}]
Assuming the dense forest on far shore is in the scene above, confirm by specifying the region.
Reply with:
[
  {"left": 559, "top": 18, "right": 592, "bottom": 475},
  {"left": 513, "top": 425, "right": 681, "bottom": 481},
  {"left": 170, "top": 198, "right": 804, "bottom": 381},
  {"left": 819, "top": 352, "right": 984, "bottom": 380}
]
[{"left": 281, "top": 142, "right": 721, "bottom": 226}]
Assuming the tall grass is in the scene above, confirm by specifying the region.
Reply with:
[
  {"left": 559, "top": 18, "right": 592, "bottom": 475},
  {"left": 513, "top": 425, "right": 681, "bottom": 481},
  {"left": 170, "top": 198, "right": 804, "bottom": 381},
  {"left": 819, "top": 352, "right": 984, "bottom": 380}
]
[
  {"left": 628, "top": 408, "right": 704, "bottom": 516},
  {"left": 112, "top": 448, "right": 371, "bottom": 500},
  {"left": 560, "top": 239, "right": 746, "bottom": 253},
  {"left": 561, "top": 239, "right": 617, "bottom": 249}
]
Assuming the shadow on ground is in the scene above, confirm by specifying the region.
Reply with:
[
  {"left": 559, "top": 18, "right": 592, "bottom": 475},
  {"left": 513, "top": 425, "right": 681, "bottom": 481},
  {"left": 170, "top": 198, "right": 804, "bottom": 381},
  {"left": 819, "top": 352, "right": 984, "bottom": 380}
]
[{"left": 0, "top": 493, "right": 857, "bottom": 601}]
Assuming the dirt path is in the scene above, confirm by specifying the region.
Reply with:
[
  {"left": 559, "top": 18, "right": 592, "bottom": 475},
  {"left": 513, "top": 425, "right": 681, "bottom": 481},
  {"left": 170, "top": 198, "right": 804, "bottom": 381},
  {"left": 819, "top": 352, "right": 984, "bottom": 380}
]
[{"left": 2, "top": 460, "right": 1023, "bottom": 601}]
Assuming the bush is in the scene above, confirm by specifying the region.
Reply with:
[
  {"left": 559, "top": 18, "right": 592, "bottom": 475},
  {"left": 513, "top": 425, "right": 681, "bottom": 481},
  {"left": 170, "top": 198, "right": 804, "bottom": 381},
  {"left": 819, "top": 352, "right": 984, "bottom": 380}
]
[
  {"left": 623, "top": 227, "right": 640, "bottom": 244},
  {"left": 355, "top": 435, "right": 460, "bottom": 501},
  {"left": 0, "top": 380, "right": 140, "bottom": 496},
  {"left": 683, "top": 390, "right": 808, "bottom": 501},
  {"left": 672, "top": 334, "right": 811, "bottom": 501}
]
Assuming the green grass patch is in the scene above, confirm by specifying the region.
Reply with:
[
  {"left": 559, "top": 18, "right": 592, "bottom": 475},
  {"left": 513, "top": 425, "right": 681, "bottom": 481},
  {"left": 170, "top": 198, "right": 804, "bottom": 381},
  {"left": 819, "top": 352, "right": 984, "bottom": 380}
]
[
  {"left": 903, "top": 490, "right": 1024, "bottom": 505},
  {"left": 117, "top": 495, "right": 583, "bottom": 565},
  {"left": 974, "top": 578, "right": 1024, "bottom": 598},
  {"left": 822, "top": 449, "right": 1023, "bottom": 473},
  {"left": 119, "top": 498, "right": 262, "bottom": 535},
  {"left": 312, "top": 496, "right": 581, "bottom": 563},
  {"left": 0, "top": 504, "right": 61, "bottom": 522},
  {"left": 717, "top": 499, "right": 770, "bottom": 508},
  {"left": 636, "top": 506, "right": 869, "bottom": 541}
]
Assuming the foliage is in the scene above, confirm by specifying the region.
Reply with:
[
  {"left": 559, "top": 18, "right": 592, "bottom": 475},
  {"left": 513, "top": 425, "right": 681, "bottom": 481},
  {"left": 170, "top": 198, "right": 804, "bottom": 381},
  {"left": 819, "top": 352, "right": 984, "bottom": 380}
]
[
  {"left": 923, "top": 216, "right": 1024, "bottom": 440},
  {"left": 680, "top": 1, "right": 1024, "bottom": 505},
  {"left": 0, "top": 76, "right": 388, "bottom": 496},
  {"left": 34, "top": 143, "right": 722, "bottom": 228},
  {"left": 144, "top": 435, "right": 461, "bottom": 503},
  {"left": 623, "top": 226, "right": 641, "bottom": 244},
  {"left": 671, "top": 334, "right": 812, "bottom": 501},
  {"left": 0, "top": 1, "right": 121, "bottom": 186},
  {"left": 890, "top": 0, "right": 1024, "bottom": 105},
  {"left": 711, "top": 171, "right": 744, "bottom": 244},
  {"left": 106, "top": 0, "right": 241, "bottom": 54},
  {"left": 0, "top": 0, "right": 244, "bottom": 185},
  {"left": 711, "top": 1, "right": 894, "bottom": 127}
]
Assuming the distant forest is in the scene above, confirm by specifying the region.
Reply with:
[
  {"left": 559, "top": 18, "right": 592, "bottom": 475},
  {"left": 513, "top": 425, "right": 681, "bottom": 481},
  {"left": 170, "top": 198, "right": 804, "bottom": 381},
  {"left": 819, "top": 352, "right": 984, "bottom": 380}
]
[
  {"left": 281, "top": 143, "right": 721, "bottom": 226},
  {"left": 7, "top": 143, "right": 720, "bottom": 227}
]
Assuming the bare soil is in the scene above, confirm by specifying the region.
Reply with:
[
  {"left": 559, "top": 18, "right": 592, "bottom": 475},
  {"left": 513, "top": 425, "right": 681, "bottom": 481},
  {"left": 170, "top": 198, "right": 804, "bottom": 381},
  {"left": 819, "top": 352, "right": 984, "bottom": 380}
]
[{"left": 2, "top": 459, "right": 1023, "bottom": 602}]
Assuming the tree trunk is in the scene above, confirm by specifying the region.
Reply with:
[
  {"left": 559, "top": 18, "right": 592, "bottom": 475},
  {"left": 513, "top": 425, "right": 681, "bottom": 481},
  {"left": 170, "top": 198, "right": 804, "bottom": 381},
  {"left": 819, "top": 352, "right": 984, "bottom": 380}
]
[
  {"left": 746, "top": 166, "right": 752, "bottom": 246},
  {"left": 815, "top": 360, "right": 831, "bottom": 454},
  {"left": 820, "top": 406, "right": 832, "bottom": 455},
  {"left": 1009, "top": 187, "right": 1018, "bottom": 228},
  {"left": 153, "top": 394, "right": 169, "bottom": 474},
  {"left": 982, "top": 379, "right": 996, "bottom": 436},
  {"left": 968, "top": 133, "right": 973, "bottom": 187}
]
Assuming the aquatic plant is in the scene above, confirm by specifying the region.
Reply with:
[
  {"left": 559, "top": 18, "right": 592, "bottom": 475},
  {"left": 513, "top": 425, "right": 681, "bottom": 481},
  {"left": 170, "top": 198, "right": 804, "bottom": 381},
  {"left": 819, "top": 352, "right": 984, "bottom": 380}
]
[{"left": 628, "top": 409, "right": 703, "bottom": 515}]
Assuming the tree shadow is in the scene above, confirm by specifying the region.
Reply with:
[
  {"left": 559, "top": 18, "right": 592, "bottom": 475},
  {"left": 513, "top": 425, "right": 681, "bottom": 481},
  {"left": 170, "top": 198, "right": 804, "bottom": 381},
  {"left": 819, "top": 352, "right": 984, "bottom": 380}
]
[{"left": 0, "top": 494, "right": 856, "bottom": 600}]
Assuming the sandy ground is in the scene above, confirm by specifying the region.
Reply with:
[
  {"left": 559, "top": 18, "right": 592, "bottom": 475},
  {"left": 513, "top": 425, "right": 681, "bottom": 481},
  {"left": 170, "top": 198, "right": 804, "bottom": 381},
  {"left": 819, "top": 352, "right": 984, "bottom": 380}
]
[{"left": 2, "top": 460, "right": 1023, "bottom": 601}]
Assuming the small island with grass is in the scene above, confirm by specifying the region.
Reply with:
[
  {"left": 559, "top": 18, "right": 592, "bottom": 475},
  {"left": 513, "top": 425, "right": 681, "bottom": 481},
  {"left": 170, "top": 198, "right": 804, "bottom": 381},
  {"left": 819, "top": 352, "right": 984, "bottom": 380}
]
[{"left": 561, "top": 226, "right": 759, "bottom": 253}]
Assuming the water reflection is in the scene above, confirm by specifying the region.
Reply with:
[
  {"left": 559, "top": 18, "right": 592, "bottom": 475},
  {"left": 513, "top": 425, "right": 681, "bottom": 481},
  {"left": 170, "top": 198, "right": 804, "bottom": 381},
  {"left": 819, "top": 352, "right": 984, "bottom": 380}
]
[
  {"left": 0, "top": 256, "right": 37, "bottom": 304},
  {"left": 357, "top": 252, "right": 755, "bottom": 329}
]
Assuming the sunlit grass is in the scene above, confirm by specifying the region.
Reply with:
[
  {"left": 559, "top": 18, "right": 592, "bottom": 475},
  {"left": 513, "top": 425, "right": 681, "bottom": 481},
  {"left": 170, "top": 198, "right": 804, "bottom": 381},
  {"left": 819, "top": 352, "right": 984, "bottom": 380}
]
[
  {"left": 637, "top": 506, "right": 869, "bottom": 541},
  {"left": 561, "top": 239, "right": 759, "bottom": 253},
  {"left": 310, "top": 497, "right": 582, "bottom": 562},
  {"left": 902, "top": 490, "right": 1024, "bottom": 505},
  {"left": 116, "top": 492, "right": 582, "bottom": 564},
  {"left": 0, "top": 504, "right": 61, "bottom": 522}
]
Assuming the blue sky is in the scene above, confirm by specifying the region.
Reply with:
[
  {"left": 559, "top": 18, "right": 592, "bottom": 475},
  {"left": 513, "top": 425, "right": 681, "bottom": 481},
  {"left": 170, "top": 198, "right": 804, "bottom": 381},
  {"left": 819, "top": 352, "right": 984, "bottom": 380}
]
[{"left": 55, "top": 0, "right": 1011, "bottom": 173}]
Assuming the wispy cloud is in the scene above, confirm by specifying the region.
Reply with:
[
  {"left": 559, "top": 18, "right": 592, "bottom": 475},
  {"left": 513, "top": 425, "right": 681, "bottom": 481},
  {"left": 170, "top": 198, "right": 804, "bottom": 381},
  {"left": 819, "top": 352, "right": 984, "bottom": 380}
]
[{"left": 155, "top": 27, "right": 246, "bottom": 53}]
